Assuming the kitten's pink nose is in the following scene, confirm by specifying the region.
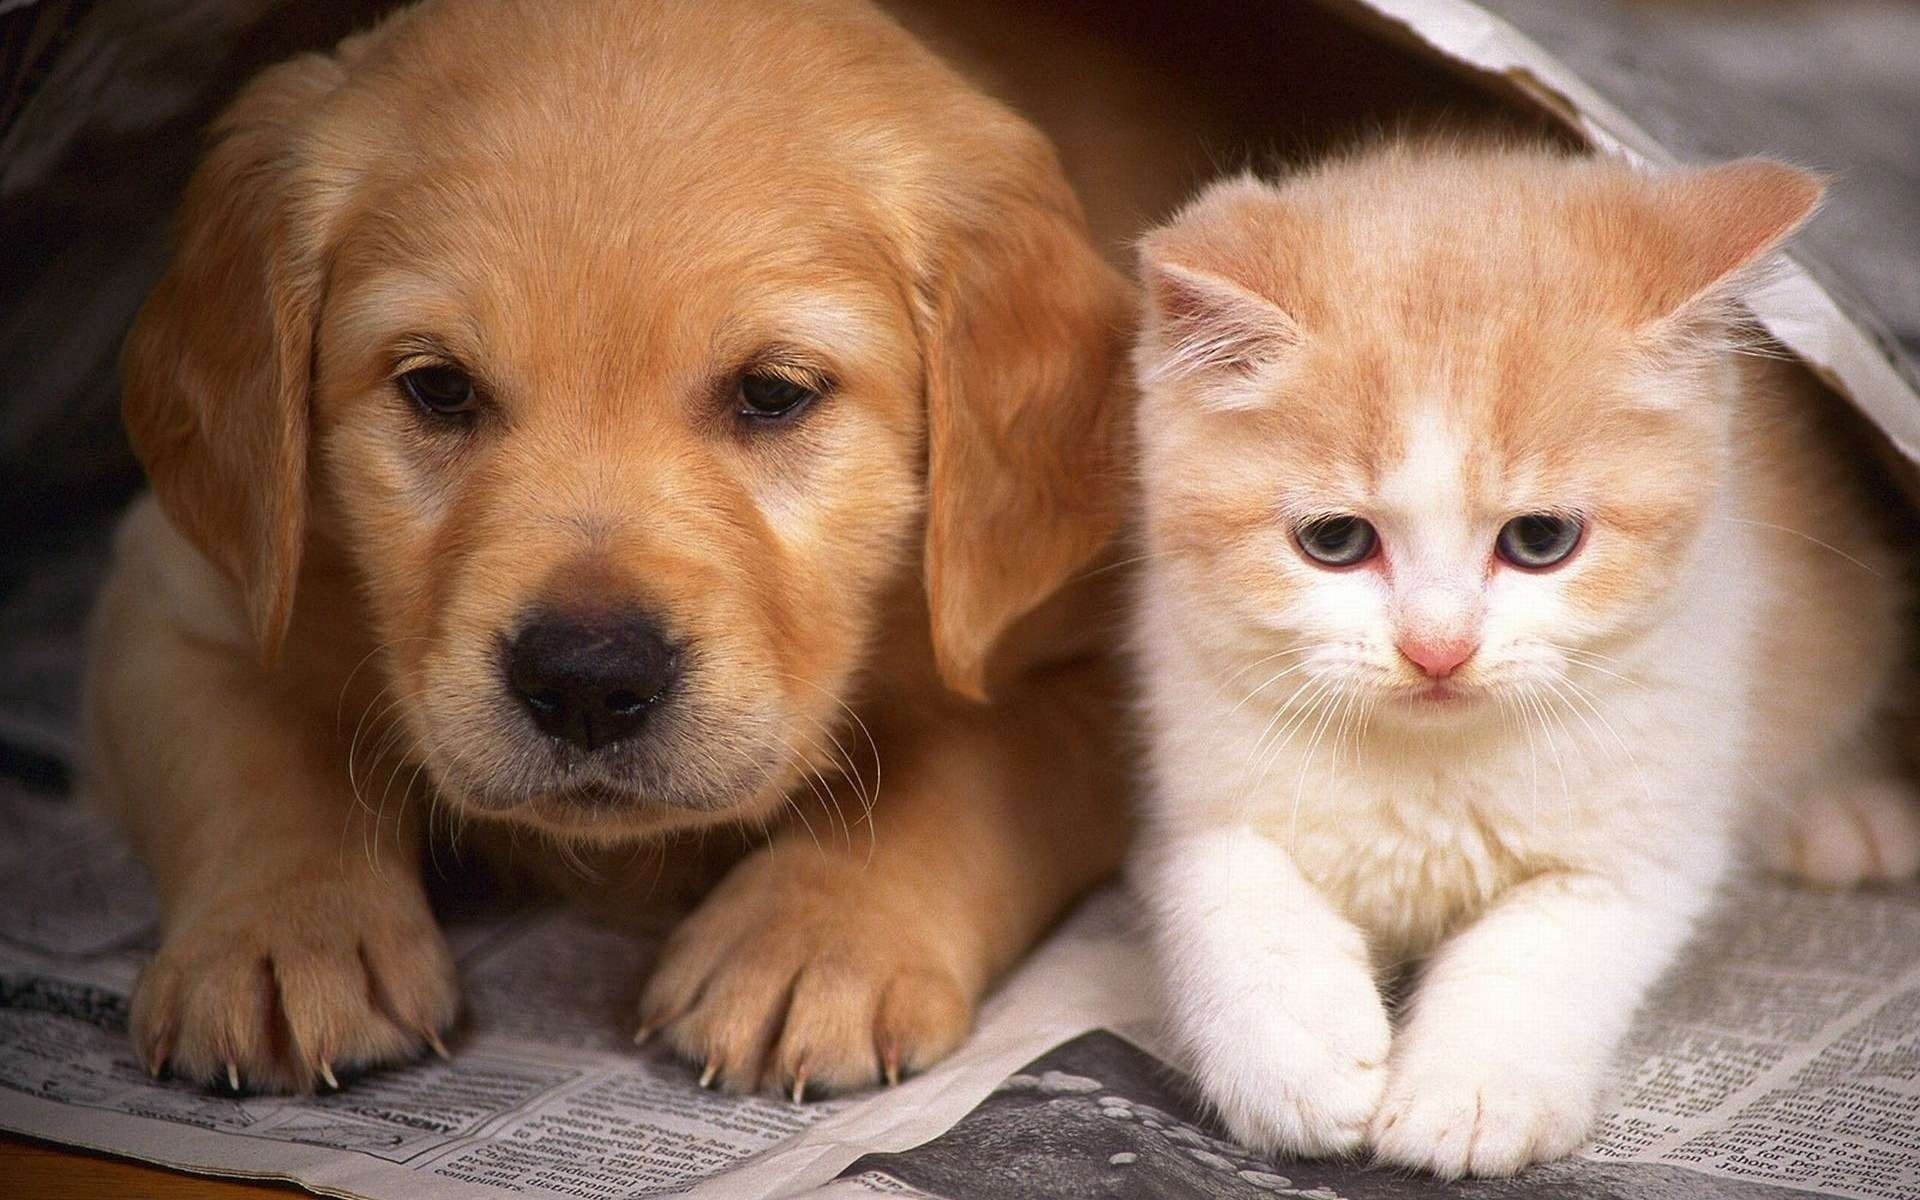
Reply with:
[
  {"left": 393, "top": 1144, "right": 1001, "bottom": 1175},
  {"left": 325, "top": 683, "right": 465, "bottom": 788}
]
[{"left": 1398, "top": 636, "right": 1477, "bottom": 679}]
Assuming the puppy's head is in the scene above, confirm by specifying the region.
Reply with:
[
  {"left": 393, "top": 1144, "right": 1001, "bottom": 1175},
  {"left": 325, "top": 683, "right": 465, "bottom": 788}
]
[{"left": 122, "top": 0, "right": 1127, "bottom": 841}]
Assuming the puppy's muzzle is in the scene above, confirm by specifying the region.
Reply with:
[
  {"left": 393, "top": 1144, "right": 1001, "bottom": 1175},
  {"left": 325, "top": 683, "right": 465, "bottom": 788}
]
[{"left": 504, "top": 608, "right": 681, "bottom": 753}]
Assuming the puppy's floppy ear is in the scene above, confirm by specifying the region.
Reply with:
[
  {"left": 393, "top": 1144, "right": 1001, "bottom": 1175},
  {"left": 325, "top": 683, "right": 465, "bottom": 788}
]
[
  {"left": 916, "top": 136, "right": 1133, "bottom": 702},
  {"left": 121, "top": 53, "right": 351, "bottom": 664}
]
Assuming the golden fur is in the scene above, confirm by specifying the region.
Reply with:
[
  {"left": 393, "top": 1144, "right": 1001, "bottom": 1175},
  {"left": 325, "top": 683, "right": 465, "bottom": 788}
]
[{"left": 88, "top": 0, "right": 1135, "bottom": 1097}]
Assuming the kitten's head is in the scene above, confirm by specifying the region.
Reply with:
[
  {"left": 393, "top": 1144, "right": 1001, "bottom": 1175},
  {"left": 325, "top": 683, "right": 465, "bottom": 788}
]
[{"left": 1135, "top": 144, "right": 1821, "bottom": 723}]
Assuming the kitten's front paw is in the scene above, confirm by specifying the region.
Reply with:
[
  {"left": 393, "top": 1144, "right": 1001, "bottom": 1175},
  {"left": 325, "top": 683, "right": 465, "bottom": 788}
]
[
  {"left": 1196, "top": 962, "right": 1390, "bottom": 1159},
  {"left": 1369, "top": 1044, "right": 1594, "bottom": 1178}
]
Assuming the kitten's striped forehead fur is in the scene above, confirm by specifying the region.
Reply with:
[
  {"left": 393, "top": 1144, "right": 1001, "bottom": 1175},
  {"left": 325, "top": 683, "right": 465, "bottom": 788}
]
[
  {"left": 1128, "top": 144, "right": 1919, "bottom": 1178},
  {"left": 1134, "top": 141, "right": 1821, "bottom": 708}
]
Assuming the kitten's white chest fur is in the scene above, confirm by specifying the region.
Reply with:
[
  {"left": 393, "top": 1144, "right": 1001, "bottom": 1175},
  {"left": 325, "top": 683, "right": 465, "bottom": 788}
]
[
  {"left": 1276, "top": 755, "right": 1578, "bottom": 964},
  {"left": 1135, "top": 525, "right": 1750, "bottom": 963},
  {"left": 1128, "top": 144, "right": 1919, "bottom": 1179},
  {"left": 1131, "top": 478, "right": 1793, "bottom": 1181}
]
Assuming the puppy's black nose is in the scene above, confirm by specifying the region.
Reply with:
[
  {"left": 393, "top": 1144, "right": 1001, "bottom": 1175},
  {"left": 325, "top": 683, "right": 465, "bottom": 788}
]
[{"left": 505, "top": 610, "right": 680, "bottom": 752}]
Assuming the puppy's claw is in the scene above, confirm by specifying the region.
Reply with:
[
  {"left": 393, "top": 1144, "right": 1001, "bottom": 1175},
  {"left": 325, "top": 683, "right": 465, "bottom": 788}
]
[
  {"left": 631, "top": 1023, "right": 655, "bottom": 1047},
  {"left": 318, "top": 1061, "right": 340, "bottom": 1090},
  {"left": 698, "top": 1061, "right": 718, "bottom": 1089},
  {"left": 790, "top": 1069, "right": 808, "bottom": 1106},
  {"left": 881, "top": 1044, "right": 901, "bottom": 1088},
  {"left": 226, "top": 1062, "right": 240, "bottom": 1093},
  {"left": 138, "top": 1039, "right": 170, "bottom": 1080},
  {"left": 424, "top": 1030, "right": 451, "bottom": 1061}
]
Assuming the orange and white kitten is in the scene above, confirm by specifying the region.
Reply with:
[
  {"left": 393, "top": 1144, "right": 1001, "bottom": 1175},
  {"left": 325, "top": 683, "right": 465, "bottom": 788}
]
[{"left": 1130, "top": 143, "right": 1920, "bottom": 1178}]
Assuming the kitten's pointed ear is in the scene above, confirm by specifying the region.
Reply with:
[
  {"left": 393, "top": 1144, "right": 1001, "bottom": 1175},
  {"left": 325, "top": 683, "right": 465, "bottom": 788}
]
[
  {"left": 1640, "top": 159, "right": 1825, "bottom": 325},
  {"left": 1137, "top": 178, "right": 1301, "bottom": 383}
]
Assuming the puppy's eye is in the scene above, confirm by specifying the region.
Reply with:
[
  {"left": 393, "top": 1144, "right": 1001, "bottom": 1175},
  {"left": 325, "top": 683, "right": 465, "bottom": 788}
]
[
  {"left": 398, "top": 364, "right": 477, "bottom": 418},
  {"left": 737, "top": 370, "right": 819, "bottom": 420},
  {"left": 1296, "top": 515, "right": 1377, "bottom": 568},
  {"left": 1497, "top": 513, "right": 1583, "bottom": 569}
]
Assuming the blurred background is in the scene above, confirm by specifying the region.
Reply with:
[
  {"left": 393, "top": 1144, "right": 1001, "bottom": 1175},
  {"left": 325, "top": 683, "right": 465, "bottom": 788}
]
[{"left": 1, "top": 0, "right": 1916, "bottom": 798}]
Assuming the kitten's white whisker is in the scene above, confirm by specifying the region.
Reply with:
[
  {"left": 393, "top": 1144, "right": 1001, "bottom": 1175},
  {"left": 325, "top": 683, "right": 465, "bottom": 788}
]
[
  {"left": 1289, "top": 684, "right": 1347, "bottom": 820},
  {"left": 1523, "top": 684, "right": 1575, "bottom": 815},
  {"left": 1556, "top": 675, "right": 1655, "bottom": 804},
  {"left": 1328, "top": 687, "right": 1362, "bottom": 774},
  {"left": 1511, "top": 685, "right": 1544, "bottom": 813},
  {"left": 1068, "top": 548, "right": 1172, "bottom": 586},
  {"left": 1240, "top": 673, "right": 1339, "bottom": 850},
  {"left": 1541, "top": 643, "right": 1646, "bottom": 689},
  {"left": 1281, "top": 687, "right": 1341, "bottom": 848},
  {"left": 1220, "top": 645, "right": 1317, "bottom": 692},
  {"left": 1230, "top": 662, "right": 1315, "bottom": 718},
  {"left": 1246, "top": 673, "right": 1332, "bottom": 769},
  {"left": 1535, "top": 674, "right": 1606, "bottom": 760},
  {"left": 1255, "top": 676, "right": 1339, "bottom": 777},
  {"left": 1714, "top": 516, "right": 1885, "bottom": 577}
]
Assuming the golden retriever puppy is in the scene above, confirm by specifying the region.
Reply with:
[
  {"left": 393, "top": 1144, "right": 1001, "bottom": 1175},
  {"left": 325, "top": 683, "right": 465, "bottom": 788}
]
[{"left": 85, "top": 0, "right": 1132, "bottom": 1097}]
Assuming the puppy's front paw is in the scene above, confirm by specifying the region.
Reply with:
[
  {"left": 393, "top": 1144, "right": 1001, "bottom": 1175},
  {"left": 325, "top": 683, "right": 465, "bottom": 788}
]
[
  {"left": 1370, "top": 1036, "right": 1594, "bottom": 1178},
  {"left": 131, "top": 879, "right": 458, "bottom": 1094},
  {"left": 1198, "top": 959, "right": 1390, "bottom": 1159},
  {"left": 638, "top": 851, "right": 971, "bottom": 1099}
]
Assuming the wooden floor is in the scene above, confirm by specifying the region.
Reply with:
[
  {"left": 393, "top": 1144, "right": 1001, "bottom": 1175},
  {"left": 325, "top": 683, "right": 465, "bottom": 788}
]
[{"left": 4, "top": 1134, "right": 299, "bottom": 1199}]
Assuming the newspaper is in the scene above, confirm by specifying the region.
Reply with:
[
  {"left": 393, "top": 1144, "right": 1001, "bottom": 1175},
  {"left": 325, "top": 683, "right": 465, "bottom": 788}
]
[
  {"left": 4, "top": 781, "right": 1918, "bottom": 1200},
  {"left": 5, "top": 0, "right": 1920, "bottom": 1198},
  {"left": 0, "top": 785, "right": 1159, "bottom": 1200}
]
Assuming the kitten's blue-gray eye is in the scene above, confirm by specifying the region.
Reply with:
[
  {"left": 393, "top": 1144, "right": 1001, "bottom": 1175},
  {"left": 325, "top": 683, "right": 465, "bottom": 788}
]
[
  {"left": 1296, "top": 515, "right": 1377, "bottom": 567},
  {"left": 1497, "top": 513, "right": 1583, "bottom": 569}
]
